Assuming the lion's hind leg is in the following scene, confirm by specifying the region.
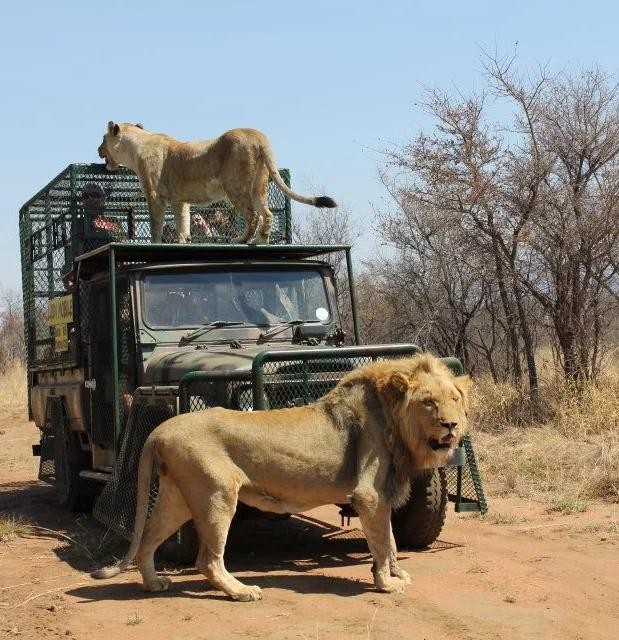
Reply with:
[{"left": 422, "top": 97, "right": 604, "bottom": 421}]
[
  {"left": 135, "top": 476, "right": 191, "bottom": 592},
  {"left": 231, "top": 210, "right": 260, "bottom": 244},
  {"left": 170, "top": 201, "right": 191, "bottom": 243},
  {"left": 191, "top": 485, "right": 263, "bottom": 602},
  {"left": 253, "top": 171, "right": 272, "bottom": 244}
]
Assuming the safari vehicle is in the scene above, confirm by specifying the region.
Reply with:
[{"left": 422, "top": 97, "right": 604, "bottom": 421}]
[{"left": 19, "top": 163, "right": 487, "bottom": 550}]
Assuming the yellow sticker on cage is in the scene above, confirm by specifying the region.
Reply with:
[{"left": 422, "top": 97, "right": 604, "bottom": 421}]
[
  {"left": 53, "top": 324, "right": 69, "bottom": 352},
  {"left": 48, "top": 295, "right": 73, "bottom": 325}
]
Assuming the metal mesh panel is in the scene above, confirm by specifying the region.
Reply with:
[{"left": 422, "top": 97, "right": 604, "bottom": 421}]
[
  {"left": 83, "top": 280, "right": 115, "bottom": 445},
  {"left": 446, "top": 435, "right": 488, "bottom": 513},
  {"left": 20, "top": 216, "right": 75, "bottom": 368},
  {"left": 38, "top": 429, "right": 56, "bottom": 483},
  {"left": 93, "top": 400, "right": 175, "bottom": 540},
  {"left": 38, "top": 397, "right": 64, "bottom": 484},
  {"left": 256, "top": 353, "right": 412, "bottom": 409},
  {"left": 185, "top": 378, "right": 254, "bottom": 412},
  {"left": 179, "top": 348, "right": 425, "bottom": 415},
  {"left": 117, "top": 280, "right": 137, "bottom": 429}
]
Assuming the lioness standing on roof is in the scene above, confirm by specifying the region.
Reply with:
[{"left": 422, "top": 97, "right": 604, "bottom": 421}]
[{"left": 97, "top": 122, "right": 337, "bottom": 244}]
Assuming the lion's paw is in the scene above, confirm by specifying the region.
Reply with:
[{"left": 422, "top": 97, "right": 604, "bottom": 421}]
[
  {"left": 232, "top": 585, "right": 263, "bottom": 602},
  {"left": 377, "top": 576, "right": 407, "bottom": 594},
  {"left": 391, "top": 567, "right": 411, "bottom": 584},
  {"left": 144, "top": 576, "right": 172, "bottom": 592}
]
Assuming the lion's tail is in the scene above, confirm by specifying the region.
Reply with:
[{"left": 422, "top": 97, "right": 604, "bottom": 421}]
[
  {"left": 91, "top": 438, "right": 155, "bottom": 579},
  {"left": 260, "top": 138, "right": 337, "bottom": 209}
]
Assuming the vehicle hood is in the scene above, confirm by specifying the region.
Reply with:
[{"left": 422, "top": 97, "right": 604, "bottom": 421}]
[{"left": 142, "top": 343, "right": 336, "bottom": 385}]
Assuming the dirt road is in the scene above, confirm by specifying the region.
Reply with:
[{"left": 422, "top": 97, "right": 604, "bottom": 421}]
[{"left": 1, "top": 414, "right": 617, "bottom": 640}]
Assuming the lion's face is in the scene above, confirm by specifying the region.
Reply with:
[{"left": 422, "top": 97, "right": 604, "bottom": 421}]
[
  {"left": 390, "top": 365, "right": 470, "bottom": 468},
  {"left": 98, "top": 121, "right": 121, "bottom": 171},
  {"left": 411, "top": 372, "right": 468, "bottom": 450},
  {"left": 98, "top": 121, "right": 144, "bottom": 171}
]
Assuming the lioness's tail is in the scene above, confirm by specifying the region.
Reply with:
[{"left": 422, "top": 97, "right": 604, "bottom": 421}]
[
  {"left": 91, "top": 438, "right": 155, "bottom": 579},
  {"left": 260, "top": 138, "right": 337, "bottom": 209}
]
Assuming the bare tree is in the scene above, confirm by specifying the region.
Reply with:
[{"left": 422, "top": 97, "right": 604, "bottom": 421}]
[
  {"left": 376, "top": 55, "right": 619, "bottom": 388},
  {"left": 488, "top": 59, "right": 619, "bottom": 381},
  {"left": 371, "top": 196, "right": 488, "bottom": 366},
  {"left": 0, "top": 288, "right": 25, "bottom": 370}
]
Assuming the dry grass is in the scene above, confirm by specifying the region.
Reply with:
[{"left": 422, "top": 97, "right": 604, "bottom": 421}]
[
  {"left": 0, "top": 514, "right": 32, "bottom": 543},
  {"left": 547, "top": 498, "right": 588, "bottom": 515},
  {"left": 0, "top": 359, "right": 28, "bottom": 416},
  {"left": 480, "top": 511, "right": 529, "bottom": 525},
  {"left": 126, "top": 613, "right": 143, "bottom": 626},
  {"left": 472, "top": 362, "right": 619, "bottom": 504}
]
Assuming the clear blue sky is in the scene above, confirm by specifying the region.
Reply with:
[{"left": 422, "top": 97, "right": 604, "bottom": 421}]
[{"left": 1, "top": 0, "right": 616, "bottom": 291}]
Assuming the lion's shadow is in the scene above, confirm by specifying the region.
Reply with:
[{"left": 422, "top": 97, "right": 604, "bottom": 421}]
[{"left": 67, "top": 571, "right": 371, "bottom": 602}]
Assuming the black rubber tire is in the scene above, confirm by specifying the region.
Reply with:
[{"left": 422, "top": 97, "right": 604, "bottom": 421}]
[
  {"left": 391, "top": 468, "right": 448, "bottom": 549},
  {"left": 53, "top": 411, "right": 95, "bottom": 512}
]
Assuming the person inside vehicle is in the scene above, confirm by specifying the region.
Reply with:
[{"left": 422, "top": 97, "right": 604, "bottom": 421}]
[{"left": 154, "top": 290, "right": 201, "bottom": 327}]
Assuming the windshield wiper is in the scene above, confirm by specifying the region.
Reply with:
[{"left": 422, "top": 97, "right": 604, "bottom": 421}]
[
  {"left": 179, "top": 321, "right": 246, "bottom": 345},
  {"left": 258, "top": 319, "right": 315, "bottom": 343}
]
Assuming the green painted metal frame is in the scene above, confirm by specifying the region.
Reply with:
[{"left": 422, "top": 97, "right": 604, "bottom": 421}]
[
  {"left": 251, "top": 344, "right": 421, "bottom": 409},
  {"left": 179, "top": 370, "right": 252, "bottom": 414},
  {"left": 345, "top": 248, "right": 361, "bottom": 345},
  {"left": 454, "top": 436, "right": 488, "bottom": 513},
  {"left": 70, "top": 240, "right": 362, "bottom": 451},
  {"left": 108, "top": 245, "right": 121, "bottom": 455},
  {"left": 76, "top": 242, "right": 363, "bottom": 349}
]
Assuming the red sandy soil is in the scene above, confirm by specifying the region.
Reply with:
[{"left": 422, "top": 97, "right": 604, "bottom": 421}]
[{"left": 0, "top": 413, "right": 617, "bottom": 640}]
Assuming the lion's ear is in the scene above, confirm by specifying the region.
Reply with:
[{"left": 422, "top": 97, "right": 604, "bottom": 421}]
[
  {"left": 113, "top": 124, "right": 120, "bottom": 136},
  {"left": 453, "top": 375, "right": 472, "bottom": 407},
  {"left": 135, "top": 122, "right": 144, "bottom": 129},
  {"left": 107, "top": 121, "right": 115, "bottom": 133},
  {"left": 389, "top": 371, "right": 411, "bottom": 394}
]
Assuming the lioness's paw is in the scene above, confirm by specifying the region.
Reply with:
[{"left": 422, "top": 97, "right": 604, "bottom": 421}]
[
  {"left": 391, "top": 567, "right": 411, "bottom": 584},
  {"left": 232, "top": 585, "right": 263, "bottom": 602},
  {"left": 144, "top": 576, "right": 172, "bottom": 592},
  {"left": 377, "top": 576, "right": 407, "bottom": 594}
]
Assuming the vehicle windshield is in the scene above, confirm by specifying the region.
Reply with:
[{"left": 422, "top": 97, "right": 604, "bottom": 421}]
[{"left": 142, "top": 269, "right": 332, "bottom": 329}]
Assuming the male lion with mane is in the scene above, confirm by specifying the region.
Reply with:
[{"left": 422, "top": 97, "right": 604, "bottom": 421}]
[
  {"left": 93, "top": 353, "right": 470, "bottom": 601},
  {"left": 97, "top": 122, "right": 337, "bottom": 244}
]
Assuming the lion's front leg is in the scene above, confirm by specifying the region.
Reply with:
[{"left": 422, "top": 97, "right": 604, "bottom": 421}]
[
  {"left": 388, "top": 523, "right": 411, "bottom": 583},
  {"left": 352, "top": 490, "right": 408, "bottom": 594}
]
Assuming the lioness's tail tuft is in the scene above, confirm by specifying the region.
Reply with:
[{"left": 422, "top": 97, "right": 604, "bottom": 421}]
[
  {"left": 313, "top": 196, "right": 337, "bottom": 208},
  {"left": 91, "top": 565, "right": 123, "bottom": 579}
]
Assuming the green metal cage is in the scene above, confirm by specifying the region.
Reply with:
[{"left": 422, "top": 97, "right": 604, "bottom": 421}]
[{"left": 18, "top": 162, "right": 292, "bottom": 394}]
